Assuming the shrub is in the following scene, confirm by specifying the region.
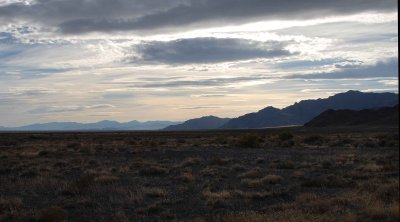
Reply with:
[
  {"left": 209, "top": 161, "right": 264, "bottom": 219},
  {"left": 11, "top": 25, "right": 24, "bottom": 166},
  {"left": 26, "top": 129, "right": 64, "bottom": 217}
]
[
  {"left": 277, "top": 160, "right": 295, "bottom": 169},
  {"left": 178, "top": 172, "right": 195, "bottom": 183},
  {"left": 36, "top": 206, "right": 67, "bottom": 222},
  {"left": 94, "top": 175, "right": 119, "bottom": 184},
  {"left": 278, "top": 132, "right": 294, "bottom": 141},
  {"left": 239, "top": 169, "right": 262, "bottom": 178},
  {"left": 241, "top": 175, "right": 283, "bottom": 188},
  {"left": 214, "top": 136, "right": 228, "bottom": 145},
  {"left": 301, "top": 174, "right": 349, "bottom": 188},
  {"left": 280, "top": 140, "right": 295, "bottom": 148},
  {"left": 374, "top": 180, "right": 399, "bottom": 203},
  {"left": 177, "top": 138, "right": 186, "bottom": 144},
  {"left": 210, "top": 157, "right": 230, "bottom": 166},
  {"left": 179, "top": 157, "right": 202, "bottom": 167},
  {"left": 254, "top": 157, "right": 265, "bottom": 164},
  {"left": 136, "top": 204, "right": 164, "bottom": 215},
  {"left": 38, "top": 150, "right": 50, "bottom": 156},
  {"left": 303, "top": 135, "right": 324, "bottom": 145},
  {"left": 20, "top": 170, "right": 37, "bottom": 178},
  {"left": 0, "top": 197, "right": 23, "bottom": 213},
  {"left": 237, "top": 134, "right": 263, "bottom": 148},
  {"left": 139, "top": 166, "right": 169, "bottom": 176},
  {"left": 144, "top": 188, "right": 168, "bottom": 198},
  {"left": 67, "top": 174, "right": 95, "bottom": 193}
]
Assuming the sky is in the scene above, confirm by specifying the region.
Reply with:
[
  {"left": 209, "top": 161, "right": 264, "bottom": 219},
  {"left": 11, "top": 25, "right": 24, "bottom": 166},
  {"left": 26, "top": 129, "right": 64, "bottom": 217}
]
[{"left": 0, "top": 0, "right": 398, "bottom": 126}]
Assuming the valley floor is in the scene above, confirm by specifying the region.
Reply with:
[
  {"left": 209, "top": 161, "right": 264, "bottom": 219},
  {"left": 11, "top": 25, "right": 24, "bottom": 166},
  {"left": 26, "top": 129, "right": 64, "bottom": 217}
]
[{"left": 0, "top": 128, "right": 399, "bottom": 221}]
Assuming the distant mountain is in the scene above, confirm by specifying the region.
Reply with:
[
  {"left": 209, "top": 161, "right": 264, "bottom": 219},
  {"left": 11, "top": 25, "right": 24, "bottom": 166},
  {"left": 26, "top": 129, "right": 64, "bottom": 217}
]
[
  {"left": 0, "top": 120, "right": 181, "bottom": 131},
  {"left": 221, "top": 90, "right": 398, "bottom": 129},
  {"left": 163, "top": 116, "right": 230, "bottom": 130},
  {"left": 304, "top": 105, "right": 399, "bottom": 127}
]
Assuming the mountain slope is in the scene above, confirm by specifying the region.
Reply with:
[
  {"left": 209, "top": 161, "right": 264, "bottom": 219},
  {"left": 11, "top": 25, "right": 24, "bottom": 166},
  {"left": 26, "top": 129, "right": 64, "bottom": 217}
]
[
  {"left": 221, "top": 90, "right": 398, "bottom": 129},
  {"left": 304, "top": 105, "right": 399, "bottom": 127},
  {"left": 163, "top": 116, "right": 230, "bottom": 130}
]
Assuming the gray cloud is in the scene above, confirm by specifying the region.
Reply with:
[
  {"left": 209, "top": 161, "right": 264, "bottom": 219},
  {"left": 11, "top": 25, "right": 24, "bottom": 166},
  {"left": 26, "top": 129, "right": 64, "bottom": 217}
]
[
  {"left": 28, "top": 106, "right": 84, "bottom": 114},
  {"left": 0, "top": 0, "right": 396, "bottom": 34},
  {"left": 28, "top": 104, "right": 115, "bottom": 114},
  {"left": 125, "top": 76, "right": 268, "bottom": 88},
  {"left": 102, "top": 75, "right": 270, "bottom": 89},
  {"left": 179, "top": 106, "right": 221, "bottom": 110},
  {"left": 274, "top": 58, "right": 352, "bottom": 69},
  {"left": 133, "top": 38, "right": 294, "bottom": 64},
  {"left": 276, "top": 21, "right": 398, "bottom": 44},
  {"left": 287, "top": 58, "right": 398, "bottom": 79}
]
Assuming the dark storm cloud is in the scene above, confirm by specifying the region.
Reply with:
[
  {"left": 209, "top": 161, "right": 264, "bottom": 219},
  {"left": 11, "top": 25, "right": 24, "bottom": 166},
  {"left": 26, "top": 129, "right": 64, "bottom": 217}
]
[
  {"left": 287, "top": 58, "right": 398, "bottom": 79},
  {"left": 0, "top": 0, "right": 396, "bottom": 34},
  {"left": 133, "top": 38, "right": 294, "bottom": 64}
]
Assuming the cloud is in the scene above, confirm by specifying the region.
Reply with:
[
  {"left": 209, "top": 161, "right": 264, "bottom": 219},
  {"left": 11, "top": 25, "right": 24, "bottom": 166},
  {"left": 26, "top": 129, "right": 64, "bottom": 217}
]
[
  {"left": 132, "top": 38, "right": 294, "bottom": 64},
  {"left": 86, "top": 104, "right": 115, "bottom": 109},
  {"left": 28, "top": 104, "right": 115, "bottom": 114},
  {"left": 28, "top": 106, "right": 84, "bottom": 114},
  {"left": 190, "top": 94, "right": 228, "bottom": 98},
  {"left": 0, "top": 0, "right": 396, "bottom": 34},
  {"left": 379, "top": 79, "right": 398, "bottom": 86},
  {"left": 274, "top": 58, "right": 350, "bottom": 69},
  {"left": 286, "top": 58, "right": 398, "bottom": 79},
  {"left": 122, "top": 76, "right": 270, "bottom": 88},
  {"left": 178, "top": 106, "right": 221, "bottom": 110}
]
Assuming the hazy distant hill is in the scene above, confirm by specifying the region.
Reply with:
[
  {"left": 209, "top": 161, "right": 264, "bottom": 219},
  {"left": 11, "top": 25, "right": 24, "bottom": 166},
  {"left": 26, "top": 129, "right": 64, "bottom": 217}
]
[
  {"left": 304, "top": 105, "right": 399, "bottom": 127},
  {"left": 163, "top": 116, "right": 230, "bottom": 130},
  {"left": 2, "top": 91, "right": 398, "bottom": 131},
  {"left": 0, "top": 120, "right": 181, "bottom": 131},
  {"left": 221, "top": 90, "right": 398, "bottom": 129}
]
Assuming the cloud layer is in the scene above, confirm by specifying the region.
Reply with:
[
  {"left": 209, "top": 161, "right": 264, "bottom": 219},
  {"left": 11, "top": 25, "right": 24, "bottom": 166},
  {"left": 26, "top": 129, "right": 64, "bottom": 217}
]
[
  {"left": 287, "top": 58, "right": 398, "bottom": 79},
  {"left": 133, "top": 38, "right": 294, "bottom": 64},
  {"left": 0, "top": 0, "right": 396, "bottom": 33}
]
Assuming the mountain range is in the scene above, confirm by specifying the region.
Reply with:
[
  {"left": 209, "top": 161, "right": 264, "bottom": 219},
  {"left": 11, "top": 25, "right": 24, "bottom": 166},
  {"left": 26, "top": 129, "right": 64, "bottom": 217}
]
[
  {"left": 304, "top": 105, "right": 399, "bottom": 128},
  {"left": 1, "top": 90, "right": 398, "bottom": 131},
  {"left": 163, "top": 116, "right": 231, "bottom": 130},
  {"left": 219, "top": 90, "right": 398, "bottom": 129},
  {"left": 0, "top": 120, "right": 181, "bottom": 131}
]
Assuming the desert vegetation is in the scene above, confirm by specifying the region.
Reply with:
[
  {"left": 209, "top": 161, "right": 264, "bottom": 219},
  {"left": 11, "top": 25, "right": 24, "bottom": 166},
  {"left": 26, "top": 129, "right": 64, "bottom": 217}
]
[{"left": 0, "top": 127, "right": 398, "bottom": 221}]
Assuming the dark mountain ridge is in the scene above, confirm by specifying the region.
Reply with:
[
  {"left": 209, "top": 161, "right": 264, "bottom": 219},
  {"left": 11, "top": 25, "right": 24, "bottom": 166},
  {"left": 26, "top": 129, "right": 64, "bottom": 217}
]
[
  {"left": 221, "top": 90, "right": 398, "bottom": 129},
  {"left": 304, "top": 105, "right": 399, "bottom": 127}
]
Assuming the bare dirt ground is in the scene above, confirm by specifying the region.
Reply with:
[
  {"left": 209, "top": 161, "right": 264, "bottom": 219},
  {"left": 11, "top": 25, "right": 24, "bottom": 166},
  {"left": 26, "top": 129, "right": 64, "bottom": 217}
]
[{"left": 0, "top": 127, "right": 398, "bottom": 222}]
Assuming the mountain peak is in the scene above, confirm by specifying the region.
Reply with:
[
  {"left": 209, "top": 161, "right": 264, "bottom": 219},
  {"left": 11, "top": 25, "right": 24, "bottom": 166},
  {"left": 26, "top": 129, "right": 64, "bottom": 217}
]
[
  {"left": 96, "top": 120, "right": 120, "bottom": 124},
  {"left": 164, "top": 116, "right": 230, "bottom": 130},
  {"left": 260, "top": 106, "right": 280, "bottom": 112},
  {"left": 221, "top": 90, "right": 398, "bottom": 129},
  {"left": 344, "top": 90, "right": 362, "bottom": 94}
]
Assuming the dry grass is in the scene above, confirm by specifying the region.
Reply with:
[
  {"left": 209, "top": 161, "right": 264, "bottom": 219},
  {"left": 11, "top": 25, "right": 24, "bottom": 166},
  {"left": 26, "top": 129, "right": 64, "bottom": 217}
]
[
  {"left": 239, "top": 168, "right": 262, "bottom": 179},
  {"left": 144, "top": 187, "right": 168, "bottom": 198},
  {"left": 241, "top": 175, "right": 283, "bottom": 187},
  {"left": 222, "top": 209, "right": 338, "bottom": 222},
  {"left": 36, "top": 206, "right": 68, "bottom": 222},
  {"left": 0, "top": 129, "right": 398, "bottom": 221},
  {"left": 138, "top": 165, "right": 169, "bottom": 176},
  {"left": 178, "top": 172, "right": 195, "bottom": 183},
  {"left": 178, "top": 157, "right": 202, "bottom": 167}
]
